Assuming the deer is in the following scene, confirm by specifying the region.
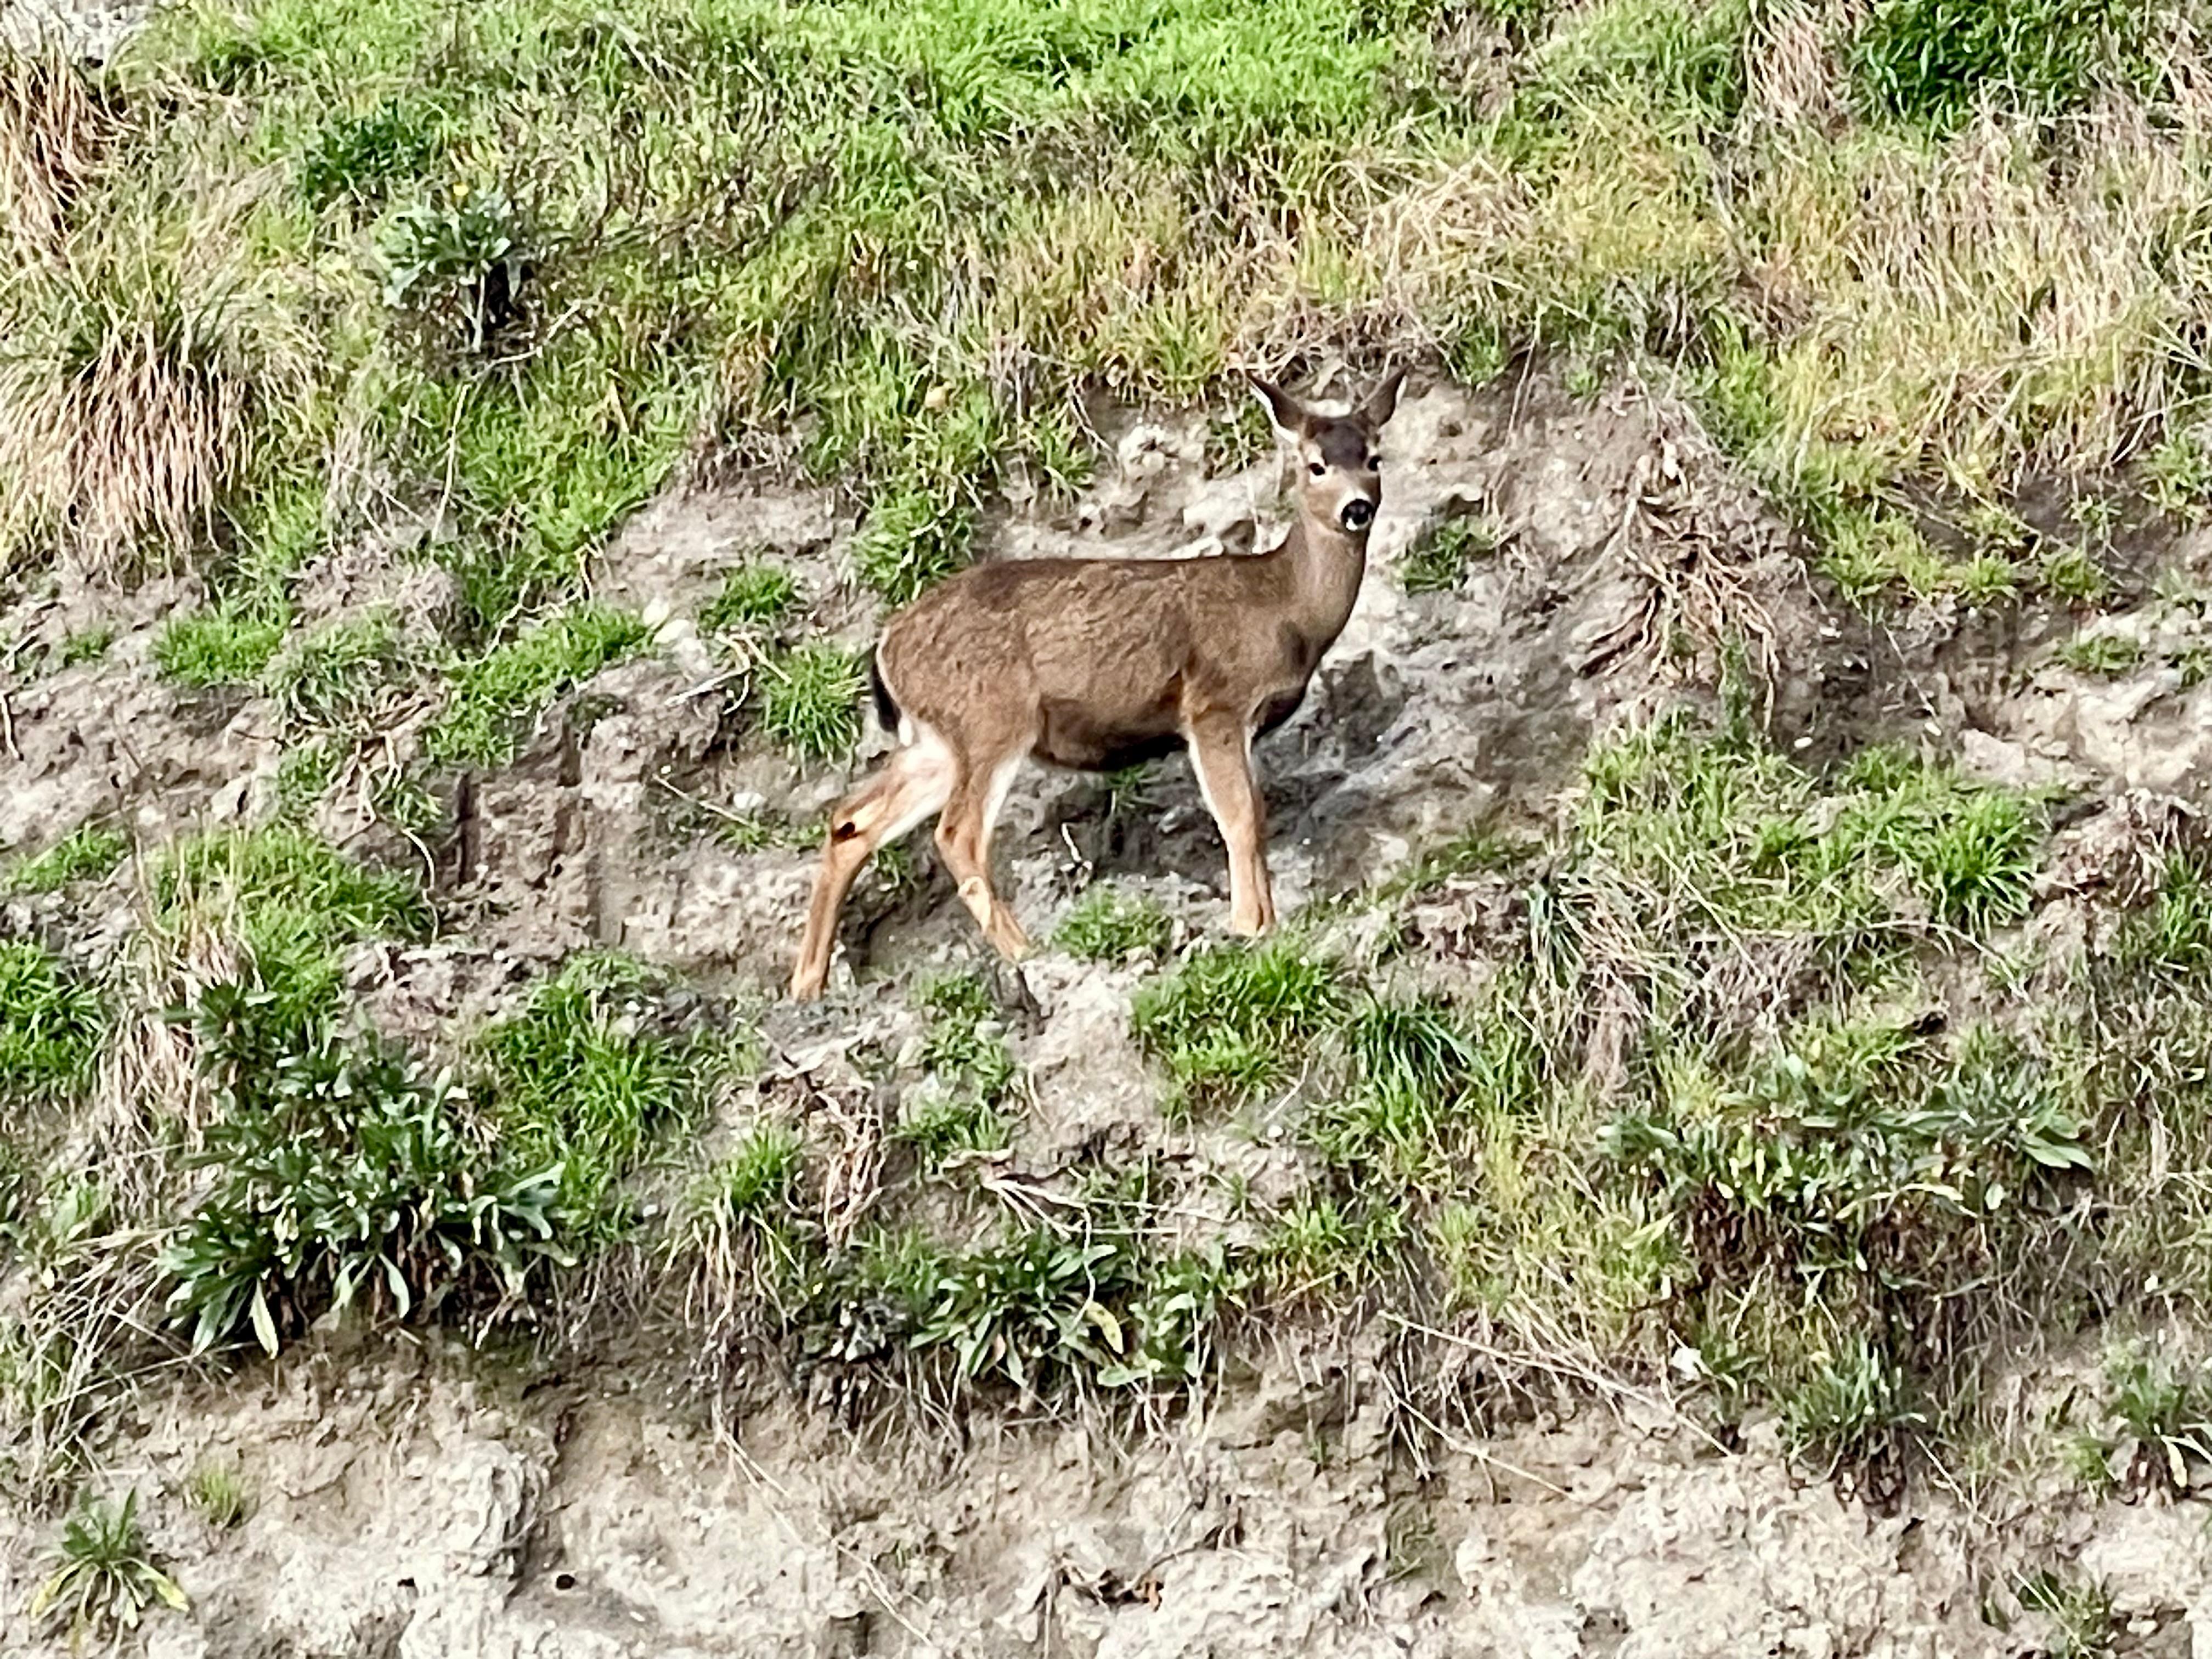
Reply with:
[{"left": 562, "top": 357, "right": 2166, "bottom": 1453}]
[{"left": 788, "top": 366, "right": 1407, "bottom": 1002}]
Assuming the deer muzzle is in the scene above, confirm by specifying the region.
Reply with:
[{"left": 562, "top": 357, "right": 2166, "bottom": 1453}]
[{"left": 1340, "top": 498, "right": 1376, "bottom": 532}]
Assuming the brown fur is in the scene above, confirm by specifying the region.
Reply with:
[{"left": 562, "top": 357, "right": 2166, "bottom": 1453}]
[{"left": 789, "top": 369, "right": 1407, "bottom": 1000}]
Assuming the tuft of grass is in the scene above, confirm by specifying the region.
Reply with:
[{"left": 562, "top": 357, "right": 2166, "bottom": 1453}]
[
  {"left": 479, "top": 953, "right": 698, "bottom": 1235},
  {"left": 154, "top": 606, "right": 287, "bottom": 689},
  {"left": 184, "top": 1462, "right": 251, "bottom": 1530},
  {"left": 700, "top": 561, "right": 799, "bottom": 633},
  {"left": 1779, "top": 1336, "right": 1926, "bottom": 1475},
  {"left": 1132, "top": 939, "right": 1349, "bottom": 1113},
  {"left": 30, "top": 1491, "right": 187, "bottom": 1647},
  {"left": 2056, "top": 633, "right": 2144, "bottom": 677},
  {"left": 156, "top": 825, "right": 427, "bottom": 1028},
  {"left": 1850, "top": 0, "right": 2160, "bottom": 131},
  {"left": 58, "top": 625, "right": 112, "bottom": 668},
  {"left": 424, "top": 602, "right": 646, "bottom": 767},
  {"left": 2013, "top": 1570, "right": 2117, "bottom": 1659},
  {"left": 759, "top": 642, "right": 862, "bottom": 764},
  {"left": 0, "top": 242, "right": 293, "bottom": 572},
  {"left": 0, "top": 42, "right": 110, "bottom": 253},
  {"left": 1056, "top": 886, "right": 1172, "bottom": 964},
  {"left": 8, "top": 823, "right": 128, "bottom": 895},
  {"left": 265, "top": 612, "right": 408, "bottom": 733},
  {"left": 0, "top": 943, "right": 104, "bottom": 1107},
  {"left": 1398, "top": 514, "right": 1499, "bottom": 595}
]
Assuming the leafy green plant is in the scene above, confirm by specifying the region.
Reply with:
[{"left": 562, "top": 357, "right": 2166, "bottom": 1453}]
[
  {"left": 163, "top": 986, "right": 568, "bottom": 1355},
  {"left": 2091, "top": 1340, "right": 2212, "bottom": 1494},
  {"left": 378, "top": 184, "right": 529, "bottom": 351},
  {"left": 58, "top": 625, "right": 111, "bottom": 668},
  {"left": 1782, "top": 1337, "right": 1926, "bottom": 1474},
  {"left": 298, "top": 97, "right": 442, "bottom": 205},
  {"left": 7, "top": 824, "right": 127, "bottom": 895},
  {"left": 2056, "top": 633, "right": 2144, "bottom": 677},
  {"left": 30, "top": 1491, "right": 187, "bottom": 1646}
]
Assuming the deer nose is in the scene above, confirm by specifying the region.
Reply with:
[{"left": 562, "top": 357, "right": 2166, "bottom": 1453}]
[{"left": 1340, "top": 498, "right": 1375, "bottom": 532}]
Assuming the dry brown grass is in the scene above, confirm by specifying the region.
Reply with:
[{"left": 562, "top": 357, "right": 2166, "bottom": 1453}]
[
  {"left": 0, "top": 262, "right": 262, "bottom": 574},
  {"left": 0, "top": 40, "right": 108, "bottom": 256}
]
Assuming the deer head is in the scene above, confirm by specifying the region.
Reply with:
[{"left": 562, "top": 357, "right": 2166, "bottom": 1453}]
[{"left": 1246, "top": 368, "right": 1407, "bottom": 535}]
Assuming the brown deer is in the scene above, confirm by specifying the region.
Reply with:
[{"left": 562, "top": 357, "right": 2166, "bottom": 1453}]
[{"left": 789, "top": 366, "right": 1407, "bottom": 1001}]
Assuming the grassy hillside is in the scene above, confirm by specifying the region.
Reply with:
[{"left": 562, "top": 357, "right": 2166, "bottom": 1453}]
[{"left": 6, "top": 0, "right": 2212, "bottom": 1601}]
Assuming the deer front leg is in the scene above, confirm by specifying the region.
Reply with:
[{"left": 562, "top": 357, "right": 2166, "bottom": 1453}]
[
  {"left": 934, "top": 749, "right": 1031, "bottom": 961},
  {"left": 1187, "top": 719, "right": 1274, "bottom": 936}
]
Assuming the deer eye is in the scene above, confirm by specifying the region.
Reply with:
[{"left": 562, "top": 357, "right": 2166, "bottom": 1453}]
[{"left": 1307, "top": 461, "right": 1326, "bottom": 478}]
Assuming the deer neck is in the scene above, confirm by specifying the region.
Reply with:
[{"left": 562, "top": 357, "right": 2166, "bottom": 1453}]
[{"left": 1276, "top": 514, "right": 1368, "bottom": 649}]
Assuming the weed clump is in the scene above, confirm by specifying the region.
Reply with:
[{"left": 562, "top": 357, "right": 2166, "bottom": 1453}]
[
  {"left": 30, "top": 1490, "right": 186, "bottom": 1648},
  {"left": 162, "top": 990, "right": 568, "bottom": 1355}
]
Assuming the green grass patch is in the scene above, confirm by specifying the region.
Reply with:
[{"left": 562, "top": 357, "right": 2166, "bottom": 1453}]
[
  {"left": 153, "top": 607, "right": 287, "bottom": 689},
  {"left": 2056, "top": 633, "right": 2145, "bottom": 676},
  {"left": 699, "top": 561, "right": 799, "bottom": 633},
  {"left": 7, "top": 825, "right": 128, "bottom": 896},
  {"left": 1398, "top": 514, "right": 1499, "bottom": 596},
  {"left": 423, "top": 602, "right": 646, "bottom": 766},
  {"left": 1132, "top": 939, "right": 1350, "bottom": 1114},
  {"left": 156, "top": 826, "right": 427, "bottom": 1029},
  {"left": 0, "top": 944, "right": 105, "bottom": 1108},
  {"left": 759, "top": 642, "right": 862, "bottom": 763},
  {"left": 1056, "top": 885, "right": 1172, "bottom": 963},
  {"left": 479, "top": 953, "right": 705, "bottom": 1235},
  {"left": 1850, "top": 0, "right": 2161, "bottom": 131}
]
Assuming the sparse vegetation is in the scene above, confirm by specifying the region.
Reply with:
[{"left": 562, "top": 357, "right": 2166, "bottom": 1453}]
[{"left": 1398, "top": 513, "right": 1499, "bottom": 595}]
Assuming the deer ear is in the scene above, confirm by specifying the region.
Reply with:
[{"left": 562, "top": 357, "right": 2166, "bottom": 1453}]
[
  {"left": 1358, "top": 368, "right": 1407, "bottom": 431},
  {"left": 1245, "top": 371, "right": 1307, "bottom": 440}
]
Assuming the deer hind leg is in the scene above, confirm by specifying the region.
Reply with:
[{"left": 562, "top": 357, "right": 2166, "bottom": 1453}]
[
  {"left": 933, "top": 747, "right": 1031, "bottom": 961},
  {"left": 789, "top": 733, "right": 956, "bottom": 1000},
  {"left": 1187, "top": 718, "right": 1274, "bottom": 936}
]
